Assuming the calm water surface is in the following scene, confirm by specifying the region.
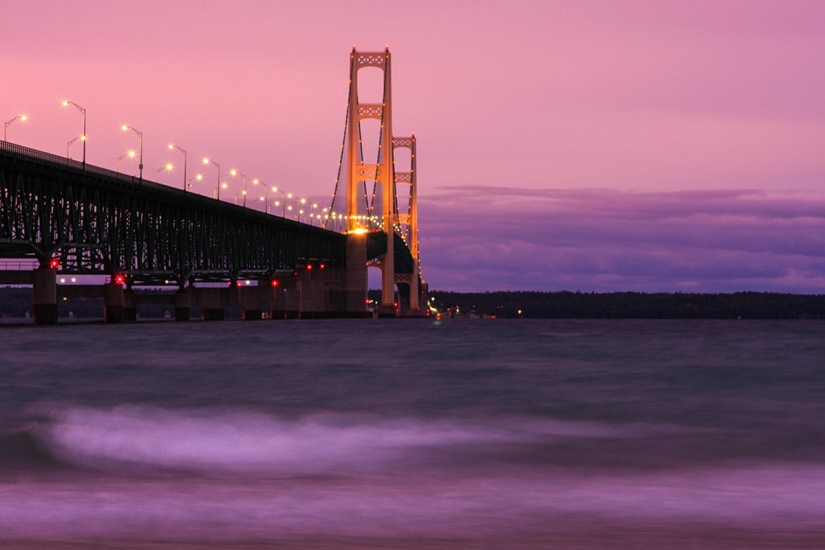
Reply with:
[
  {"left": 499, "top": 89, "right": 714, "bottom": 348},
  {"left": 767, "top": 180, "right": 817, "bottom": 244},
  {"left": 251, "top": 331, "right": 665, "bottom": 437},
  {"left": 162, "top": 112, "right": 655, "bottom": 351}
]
[{"left": 1, "top": 319, "right": 824, "bottom": 548}]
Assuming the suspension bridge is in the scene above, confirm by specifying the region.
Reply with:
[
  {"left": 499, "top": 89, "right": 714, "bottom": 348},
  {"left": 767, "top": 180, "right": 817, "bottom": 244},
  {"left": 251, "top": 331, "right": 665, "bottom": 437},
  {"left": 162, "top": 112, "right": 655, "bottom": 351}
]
[{"left": 0, "top": 48, "right": 426, "bottom": 323}]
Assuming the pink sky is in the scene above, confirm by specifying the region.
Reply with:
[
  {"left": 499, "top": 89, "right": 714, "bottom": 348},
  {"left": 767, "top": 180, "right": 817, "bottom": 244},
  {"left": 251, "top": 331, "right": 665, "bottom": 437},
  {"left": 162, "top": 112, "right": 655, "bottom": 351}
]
[{"left": 3, "top": 0, "right": 825, "bottom": 292}]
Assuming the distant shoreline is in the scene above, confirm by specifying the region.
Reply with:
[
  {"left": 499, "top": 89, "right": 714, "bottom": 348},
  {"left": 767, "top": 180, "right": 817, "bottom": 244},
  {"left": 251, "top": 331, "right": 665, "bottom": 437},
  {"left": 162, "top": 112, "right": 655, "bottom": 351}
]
[
  {"left": 427, "top": 290, "right": 825, "bottom": 320},
  {"left": 2, "top": 287, "right": 825, "bottom": 321}
]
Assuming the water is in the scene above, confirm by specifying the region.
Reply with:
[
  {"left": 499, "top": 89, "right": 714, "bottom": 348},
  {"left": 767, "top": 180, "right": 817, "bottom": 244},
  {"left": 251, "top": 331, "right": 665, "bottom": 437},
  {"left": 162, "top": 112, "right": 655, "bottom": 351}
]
[{"left": 1, "top": 319, "right": 824, "bottom": 548}]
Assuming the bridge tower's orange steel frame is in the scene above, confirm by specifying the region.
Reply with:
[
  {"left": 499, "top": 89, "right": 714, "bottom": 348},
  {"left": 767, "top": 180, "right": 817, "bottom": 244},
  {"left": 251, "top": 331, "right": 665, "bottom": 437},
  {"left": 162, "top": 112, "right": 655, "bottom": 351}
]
[
  {"left": 346, "top": 48, "right": 396, "bottom": 312},
  {"left": 392, "top": 134, "right": 419, "bottom": 311}
]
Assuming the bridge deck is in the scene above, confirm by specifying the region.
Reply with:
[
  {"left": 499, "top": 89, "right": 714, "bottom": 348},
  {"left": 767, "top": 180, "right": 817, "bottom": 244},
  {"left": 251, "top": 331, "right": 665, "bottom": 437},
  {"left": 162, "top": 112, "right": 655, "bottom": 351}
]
[{"left": 0, "top": 141, "right": 347, "bottom": 287}]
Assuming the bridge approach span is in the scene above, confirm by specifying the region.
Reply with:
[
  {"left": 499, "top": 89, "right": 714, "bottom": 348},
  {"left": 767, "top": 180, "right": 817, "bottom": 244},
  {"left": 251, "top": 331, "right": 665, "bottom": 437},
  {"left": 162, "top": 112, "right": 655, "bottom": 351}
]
[
  {"left": 0, "top": 141, "right": 347, "bottom": 286},
  {"left": 0, "top": 141, "right": 389, "bottom": 322}
]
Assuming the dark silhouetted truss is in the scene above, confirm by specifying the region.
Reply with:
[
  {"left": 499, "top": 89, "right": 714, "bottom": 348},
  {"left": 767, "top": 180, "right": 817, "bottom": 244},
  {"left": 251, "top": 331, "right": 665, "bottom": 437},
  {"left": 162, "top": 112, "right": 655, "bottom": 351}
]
[{"left": 0, "top": 142, "right": 346, "bottom": 287}]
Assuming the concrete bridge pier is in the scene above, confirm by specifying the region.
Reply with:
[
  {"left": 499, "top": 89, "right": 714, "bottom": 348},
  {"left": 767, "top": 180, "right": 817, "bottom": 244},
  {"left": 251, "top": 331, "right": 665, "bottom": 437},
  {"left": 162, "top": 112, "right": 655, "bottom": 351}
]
[
  {"left": 376, "top": 263, "right": 397, "bottom": 318},
  {"left": 270, "top": 279, "right": 288, "bottom": 320},
  {"left": 104, "top": 281, "right": 126, "bottom": 323},
  {"left": 275, "top": 274, "right": 300, "bottom": 319},
  {"left": 323, "top": 266, "right": 347, "bottom": 317},
  {"left": 345, "top": 233, "right": 369, "bottom": 317},
  {"left": 297, "top": 268, "right": 325, "bottom": 319},
  {"left": 174, "top": 290, "right": 190, "bottom": 321},
  {"left": 240, "top": 285, "right": 273, "bottom": 320},
  {"left": 192, "top": 287, "right": 238, "bottom": 321},
  {"left": 33, "top": 267, "right": 58, "bottom": 324},
  {"left": 124, "top": 289, "right": 137, "bottom": 322}
]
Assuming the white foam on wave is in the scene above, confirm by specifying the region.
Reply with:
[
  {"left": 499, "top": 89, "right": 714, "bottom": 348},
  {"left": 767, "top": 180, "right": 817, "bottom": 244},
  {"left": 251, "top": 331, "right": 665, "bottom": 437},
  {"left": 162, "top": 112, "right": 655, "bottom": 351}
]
[
  {"left": 37, "top": 405, "right": 667, "bottom": 474},
  {"left": 8, "top": 406, "right": 825, "bottom": 537}
]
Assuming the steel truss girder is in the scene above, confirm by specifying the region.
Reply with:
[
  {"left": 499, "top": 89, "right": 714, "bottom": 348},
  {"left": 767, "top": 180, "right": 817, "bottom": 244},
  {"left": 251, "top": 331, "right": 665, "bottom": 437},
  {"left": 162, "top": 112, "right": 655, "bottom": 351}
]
[{"left": 0, "top": 144, "right": 346, "bottom": 285}]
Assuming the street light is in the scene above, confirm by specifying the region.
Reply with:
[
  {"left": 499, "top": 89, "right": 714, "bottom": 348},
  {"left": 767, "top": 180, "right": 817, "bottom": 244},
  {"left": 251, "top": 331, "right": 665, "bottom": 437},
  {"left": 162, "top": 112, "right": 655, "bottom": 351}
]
[
  {"left": 168, "top": 144, "right": 187, "bottom": 192},
  {"left": 187, "top": 173, "right": 203, "bottom": 190},
  {"left": 62, "top": 101, "right": 86, "bottom": 169},
  {"left": 203, "top": 157, "right": 220, "bottom": 200},
  {"left": 156, "top": 162, "right": 173, "bottom": 183},
  {"left": 67, "top": 136, "right": 82, "bottom": 159},
  {"left": 121, "top": 125, "right": 143, "bottom": 182},
  {"left": 252, "top": 179, "right": 270, "bottom": 213},
  {"left": 4, "top": 114, "right": 27, "bottom": 141},
  {"left": 272, "top": 186, "right": 287, "bottom": 217},
  {"left": 117, "top": 150, "right": 136, "bottom": 172},
  {"left": 230, "top": 169, "right": 247, "bottom": 207}
]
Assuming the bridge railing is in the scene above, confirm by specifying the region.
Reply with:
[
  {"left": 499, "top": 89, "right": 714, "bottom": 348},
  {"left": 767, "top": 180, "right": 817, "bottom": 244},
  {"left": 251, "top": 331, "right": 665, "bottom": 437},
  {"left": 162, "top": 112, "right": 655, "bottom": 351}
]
[
  {"left": 0, "top": 139, "right": 166, "bottom": 188},
  {"left": 0, "top": 259, "right": 39, "bottom": 270}
]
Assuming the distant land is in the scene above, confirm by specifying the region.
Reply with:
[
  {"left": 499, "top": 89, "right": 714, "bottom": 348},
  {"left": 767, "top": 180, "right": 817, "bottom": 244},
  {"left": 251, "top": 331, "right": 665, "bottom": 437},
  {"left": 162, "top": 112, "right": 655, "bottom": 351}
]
[
  {"left": 2, "top": 287, "right": 825, "bottom": 320},
  {"left": 428, "top": 291, "right": 825, "bottom": 320}
]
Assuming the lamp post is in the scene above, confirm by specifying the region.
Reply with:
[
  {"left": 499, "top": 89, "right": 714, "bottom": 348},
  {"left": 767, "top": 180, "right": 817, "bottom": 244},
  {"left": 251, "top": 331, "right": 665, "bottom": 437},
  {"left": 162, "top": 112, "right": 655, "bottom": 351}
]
[
  {"left": 272, "top": 186, "right": 287, "bottom": 217},
  {"left": 121, "top": 125, "right": 143, "bottom": 182},
  {"left": 156, "top": 163, "right": 173, "bottom": 183},
  {"left": 252, "top": 179, "right": 273, "bottom": 213},
  {"left": 230, "top": 169, "right": 247, "bottom": 208},
  {"left": 62, "top": 101, "right": 86, "bottom": 169},
  {"left": 187, "top": 173, "right": 203, "bottom": 191},
  {"left": 117, "top": 150, "right": 136, "bottom": 173},
  {"left": 252, "top": 179, "right": 264, "bottom": 212},
  {"left": 203, "top": 157, "right": 220, "bottom": 200},
  {"left": 67, "top": 136, "right": 81, "bottom": 159},
  {"left": 168, "top": 144, "right": 187, "bottom": 192},
  {"left": 4, "top": 114, "right": 27, "bottom": 141}
]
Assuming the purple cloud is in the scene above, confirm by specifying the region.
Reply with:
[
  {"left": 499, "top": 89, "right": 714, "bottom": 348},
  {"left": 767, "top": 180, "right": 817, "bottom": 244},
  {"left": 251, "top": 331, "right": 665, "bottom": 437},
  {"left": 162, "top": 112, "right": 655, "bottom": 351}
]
[{"left": 418, "top": 187, "right": 825, "bottom": 293}]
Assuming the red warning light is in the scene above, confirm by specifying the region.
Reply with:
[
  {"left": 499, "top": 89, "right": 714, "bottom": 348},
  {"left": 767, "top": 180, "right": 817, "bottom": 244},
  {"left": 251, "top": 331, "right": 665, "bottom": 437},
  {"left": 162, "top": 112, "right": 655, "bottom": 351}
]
[
  {"left": 49, "top": 258, "right": 60, "bottom": 269},
  {"left": 114, "top": 274, "right": 125, "bottom": 285},
  {"left": 236, "top": 281, "right": 243, "bottom": 288},
  {"left": 271, "top": 279, "right": 279, "bottom": 287},
  {"left": 320, "top": 263, "right": 326, "bottom": 270},
  {"left": 306, "top": 264, "right": 313, "bottom": 271}
]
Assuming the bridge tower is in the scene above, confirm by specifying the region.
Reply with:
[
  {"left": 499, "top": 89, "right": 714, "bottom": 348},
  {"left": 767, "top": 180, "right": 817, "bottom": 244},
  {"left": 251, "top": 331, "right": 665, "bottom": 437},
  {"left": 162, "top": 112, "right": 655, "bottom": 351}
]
[
  {"left": 392, "top": 134, "right": 420, "bottom": 311},
  {"left": 346, "top": 48, "right": 396, "bottom": 315}
]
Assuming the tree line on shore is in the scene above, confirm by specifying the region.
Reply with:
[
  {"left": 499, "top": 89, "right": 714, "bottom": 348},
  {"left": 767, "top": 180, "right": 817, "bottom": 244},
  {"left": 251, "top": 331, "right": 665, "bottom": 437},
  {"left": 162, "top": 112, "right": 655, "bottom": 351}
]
[
  {"left": 428, "top": 290, "right": 825, "bottom": 319},
  {"left": 3, "top": 287, "right": 825, "bottom": 320}
]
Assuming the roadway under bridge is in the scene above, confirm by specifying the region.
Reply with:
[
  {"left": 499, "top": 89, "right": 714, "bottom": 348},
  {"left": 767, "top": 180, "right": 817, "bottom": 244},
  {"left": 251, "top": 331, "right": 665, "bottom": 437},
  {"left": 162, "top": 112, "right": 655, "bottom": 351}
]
[{"left": 0, "top": 141, "right": 422, "bottom": 322}]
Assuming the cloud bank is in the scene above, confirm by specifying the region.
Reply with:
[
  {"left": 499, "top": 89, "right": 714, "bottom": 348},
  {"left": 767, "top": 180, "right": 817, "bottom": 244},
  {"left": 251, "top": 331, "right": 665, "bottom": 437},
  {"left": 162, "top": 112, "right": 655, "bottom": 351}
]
[{"left": 419, "top": 186, "right": 825, "bottom": 293}]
